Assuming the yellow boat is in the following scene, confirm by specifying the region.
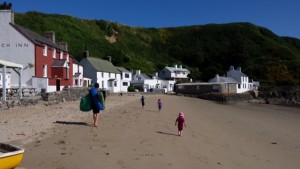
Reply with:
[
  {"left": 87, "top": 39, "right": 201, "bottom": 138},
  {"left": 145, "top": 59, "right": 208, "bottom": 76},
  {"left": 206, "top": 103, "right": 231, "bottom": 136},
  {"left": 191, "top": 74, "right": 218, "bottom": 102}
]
[{"left": 0, "top": 143, "right": 25, "bottom": 169}]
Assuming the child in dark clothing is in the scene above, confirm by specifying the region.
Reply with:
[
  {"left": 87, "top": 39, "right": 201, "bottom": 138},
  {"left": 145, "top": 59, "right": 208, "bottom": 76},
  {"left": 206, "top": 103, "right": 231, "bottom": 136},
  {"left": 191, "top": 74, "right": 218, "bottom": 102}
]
[
  {"left": 175, "top": 112, "right": 187, "bottom": 136},
  {"left": 140, "top": 95, "right": 145, "bottom": 109},
  {"left": 157, "top": 98, "right": 162, "bottom": 112}
]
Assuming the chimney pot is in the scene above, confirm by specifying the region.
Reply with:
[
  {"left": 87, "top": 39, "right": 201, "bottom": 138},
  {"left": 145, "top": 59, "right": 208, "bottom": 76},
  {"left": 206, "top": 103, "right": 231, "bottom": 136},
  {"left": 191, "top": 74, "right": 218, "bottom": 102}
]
[
  {"left": 83, "top": 51, "right": 89, "bottom": 58},
  {"left": 44, "top": 31, "right": 55, "bottom": 43}
]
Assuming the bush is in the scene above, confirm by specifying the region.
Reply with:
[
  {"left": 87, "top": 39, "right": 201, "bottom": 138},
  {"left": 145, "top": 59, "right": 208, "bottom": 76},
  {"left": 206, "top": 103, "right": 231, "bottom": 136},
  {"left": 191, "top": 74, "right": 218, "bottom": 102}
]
[{"left": 127, "top": 86, "right": 135, "bottom": 92}]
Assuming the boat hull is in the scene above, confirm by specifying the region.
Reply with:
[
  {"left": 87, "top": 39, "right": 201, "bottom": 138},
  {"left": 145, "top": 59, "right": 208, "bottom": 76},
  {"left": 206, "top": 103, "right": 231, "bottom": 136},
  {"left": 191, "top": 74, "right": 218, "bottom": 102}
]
[{"left": 0, "top": 143, "right": 25, "bottom": 169}]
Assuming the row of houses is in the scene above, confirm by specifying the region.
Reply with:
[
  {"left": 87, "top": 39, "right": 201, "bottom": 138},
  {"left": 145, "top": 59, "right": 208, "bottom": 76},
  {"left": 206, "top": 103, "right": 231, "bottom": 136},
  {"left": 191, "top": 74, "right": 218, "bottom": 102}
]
[
  {"left": 176, "top": 66, "right": 259, "bottom": 94},
  {"left": 0, "top": 4, "right": 259, "bottom": 100}
]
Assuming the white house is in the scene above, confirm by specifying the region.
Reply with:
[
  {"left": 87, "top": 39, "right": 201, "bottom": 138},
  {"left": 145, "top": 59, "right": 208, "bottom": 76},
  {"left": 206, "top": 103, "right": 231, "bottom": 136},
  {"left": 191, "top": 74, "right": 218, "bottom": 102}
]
[
  {"left": 208, "top": 66, "right": 258, "bottom": 94},
  {"left": 72, "top": 59, "right": 83, "bottom": 87},
  {"left": 158, "top": 65, "right": 190, "bottom": 82},
  {"left": 226, "top": 66, "right": 253, "bottom": 93},
  {"left": 131, "top": 70, "right": 160, "bottom": 92},
  {"left": 80, "top": 51, "right": 122, "bottom": 93},
  {"left": 131, "top": 70, "right": 175, "bottom": 93},
  {"left": 115, "top": 66, "right": 131, "bottom": 92}
]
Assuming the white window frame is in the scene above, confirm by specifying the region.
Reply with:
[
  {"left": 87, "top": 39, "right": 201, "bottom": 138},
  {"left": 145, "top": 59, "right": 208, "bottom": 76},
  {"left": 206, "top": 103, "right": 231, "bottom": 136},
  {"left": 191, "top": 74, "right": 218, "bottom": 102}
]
[
  {"left": 60, "top": 51, "right": 63, "bottom": 59},
  {"left": 43, "top": 45, "right": 47, "bottom": 56},
  {"left": 52, "top": 49, "right": 56, "bottom": 58},
  {"left": 43, "top": 64, "right": 47, "bottom": 77}
]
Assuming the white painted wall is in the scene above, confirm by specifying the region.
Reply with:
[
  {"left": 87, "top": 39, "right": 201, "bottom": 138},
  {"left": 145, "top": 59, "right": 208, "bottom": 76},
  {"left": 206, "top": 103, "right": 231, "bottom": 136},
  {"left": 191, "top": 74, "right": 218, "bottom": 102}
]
[
  {"left": 72, "top": 63, "right": 83, "bottom": 87},
  {"left": 0, "top": 10, "right": 35, "bottom": 87},
  {"left": 120, "top": 71, "right": 131, "bottom": 92},
  {"left": 0, "top": 73, "right": 11, "bottom": 88},
  {"left": 227, "top": 67, "right": 250, "bottom": 93}
]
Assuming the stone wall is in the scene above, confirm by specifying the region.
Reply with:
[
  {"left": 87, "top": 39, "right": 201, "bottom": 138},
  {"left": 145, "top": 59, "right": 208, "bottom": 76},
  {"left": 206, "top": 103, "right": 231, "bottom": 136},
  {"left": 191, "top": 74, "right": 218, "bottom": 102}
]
[
  {"left": 177, "top": 92, "right": 254, "bottom": 103},
  {"left": 176, "top": 83, "right": 237, "bottom": 95},
  {"left": 257, "top": 86, "right": 300, "bottom": 106}
]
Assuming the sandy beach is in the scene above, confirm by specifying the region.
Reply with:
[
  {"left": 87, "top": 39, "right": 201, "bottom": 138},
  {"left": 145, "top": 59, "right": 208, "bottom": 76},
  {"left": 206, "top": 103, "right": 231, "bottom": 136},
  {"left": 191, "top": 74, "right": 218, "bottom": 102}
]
[{"left": 1, "top": 94, "right": 300, "bottom": 169}]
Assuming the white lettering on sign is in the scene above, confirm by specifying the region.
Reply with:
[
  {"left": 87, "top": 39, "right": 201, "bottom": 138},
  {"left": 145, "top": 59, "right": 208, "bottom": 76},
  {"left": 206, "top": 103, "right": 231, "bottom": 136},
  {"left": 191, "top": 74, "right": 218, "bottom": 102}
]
[{"left": 0, "top": 43, "right": 29, "bottom": 48}]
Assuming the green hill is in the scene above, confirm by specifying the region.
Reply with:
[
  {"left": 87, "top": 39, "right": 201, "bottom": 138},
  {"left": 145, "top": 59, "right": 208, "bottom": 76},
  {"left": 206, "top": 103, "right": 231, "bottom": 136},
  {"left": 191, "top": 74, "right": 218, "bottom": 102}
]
[{"left": 14, "top": 12, "right": 300, "bottom": 86}]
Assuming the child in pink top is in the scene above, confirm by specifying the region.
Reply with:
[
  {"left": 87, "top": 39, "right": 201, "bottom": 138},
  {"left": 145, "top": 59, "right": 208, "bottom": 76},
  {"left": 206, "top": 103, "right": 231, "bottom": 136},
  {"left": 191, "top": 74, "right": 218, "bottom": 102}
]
[{"left": 175, "top": 112, "right": 187, "bottom": 136}]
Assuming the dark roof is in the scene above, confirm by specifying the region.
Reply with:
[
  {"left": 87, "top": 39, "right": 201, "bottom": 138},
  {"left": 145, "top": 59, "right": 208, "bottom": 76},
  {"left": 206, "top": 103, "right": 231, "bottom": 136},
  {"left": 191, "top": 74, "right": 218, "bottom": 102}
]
[
  {"left": 73, "top": 59, "right": 81, "bottom": 65},
  {"left": 141, "top": 73, "right": 151, "bottom": 79},
  {"left": 73, "top": 72, "right": 81, "bottom": 77},
  {"left": 86, "top": 57, "right": 119, "bottom": 73},
  {"left": 208, "top": 76, "right": 239, "bottom": 83},
  {"left": 12, "top": 24, "right": 66, "bottom": 51},
  {"left": 52, "top": 59, "right": 66, "bottom": 67},
  {"left": 115, "top": 66, "right": 130, "bottom": 73}
]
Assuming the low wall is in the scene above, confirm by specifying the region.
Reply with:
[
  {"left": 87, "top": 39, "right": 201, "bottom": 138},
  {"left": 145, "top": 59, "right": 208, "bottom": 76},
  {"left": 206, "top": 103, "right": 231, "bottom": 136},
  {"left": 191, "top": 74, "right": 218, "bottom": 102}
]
[
  {"left": 257, "top": 86, "right": 300, "bottom": 105},
  {"left": 177, "top": 92, "right": 254, "bottom": 103}
]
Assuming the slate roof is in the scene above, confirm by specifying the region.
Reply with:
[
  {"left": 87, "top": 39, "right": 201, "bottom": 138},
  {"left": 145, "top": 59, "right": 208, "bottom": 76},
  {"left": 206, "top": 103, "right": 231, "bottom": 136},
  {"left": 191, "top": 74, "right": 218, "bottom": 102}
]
[
  {"left": 12, "top": 24, "right": 66, "bottom": 51},
  {"left": 73, "top": 59, "right": 82, "bottom": 65},
  {"left": 115, "top": 66, "right": 130, "bottom": 73},
  {"left": 51, "top": 59, "right": 66, "bottom": 67},
  {"left": 208, "top": 76, "right": 239, "bottom": 83},
  {"left": 227, "top": 69, "right": 248, "bottom": 77},
  {"left": 73, "top": 72, "right": 81, "bottom": 77},
  {"left": 165, "top": 66, "right": 190, "bottom": 73},
  {"left": 87, "top": 57, "right": 119, "bottom": 73}
]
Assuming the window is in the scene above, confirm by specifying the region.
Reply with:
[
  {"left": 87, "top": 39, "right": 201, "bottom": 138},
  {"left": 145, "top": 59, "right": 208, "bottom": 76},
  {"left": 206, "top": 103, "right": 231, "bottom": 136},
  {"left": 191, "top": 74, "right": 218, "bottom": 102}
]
[
  {"left": 102, "top": 81, "right": 104, "bottom": 88},
  {"left": 108, "top": 81, "right": 112, "bottom": 87},
  {"left": 238, "top": 84, "right": 241, "bottom": 89},
  {"left": 60, "top": 51, "right": 63, "bottom": 59},
  {"left": 43, "top": 45, "right": 47, "bottom": 56},
  {"left": 43, "top": 64, "right": 47, "bottom": 77},
  {"left": 66, "top": 62, "right": 69, "bottom": 79},
  {"left": 123, "top": 82, "right": 128, "bottom": 86},
  {"left": 125, "top": 73, "right": 129, "bottom": 78},
  {"left": 102, "top": 72, "right": 104, "bottom": 78},
  {"left": 52, "top": 49, "right": 56, "bottom": 58},
  {"left": 114, "top": 81, "right": 117, "bottom": 87},
  {"left": 75, "top": 79, "right": 78, "bottom": 85}
]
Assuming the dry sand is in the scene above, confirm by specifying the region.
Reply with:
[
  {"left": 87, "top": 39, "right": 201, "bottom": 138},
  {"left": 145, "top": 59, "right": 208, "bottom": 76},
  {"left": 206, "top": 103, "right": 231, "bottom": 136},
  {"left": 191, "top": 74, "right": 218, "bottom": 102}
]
[{"left": 1, "top": 94, "right": 300, "bottom": 169}]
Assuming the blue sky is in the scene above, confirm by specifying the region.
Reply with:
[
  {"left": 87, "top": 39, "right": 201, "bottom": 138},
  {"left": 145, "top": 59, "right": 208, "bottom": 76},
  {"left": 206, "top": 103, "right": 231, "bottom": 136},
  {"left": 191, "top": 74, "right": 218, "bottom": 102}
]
[{"left": 4, "top": 0, "right": 300, "bottom": 39}]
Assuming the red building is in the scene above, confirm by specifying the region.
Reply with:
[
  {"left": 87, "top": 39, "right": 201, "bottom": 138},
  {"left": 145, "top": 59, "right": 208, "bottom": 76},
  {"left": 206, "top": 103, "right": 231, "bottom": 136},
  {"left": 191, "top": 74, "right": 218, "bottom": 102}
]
[{"left": 1, "top": 7, "right": 74, "bottom": 93}]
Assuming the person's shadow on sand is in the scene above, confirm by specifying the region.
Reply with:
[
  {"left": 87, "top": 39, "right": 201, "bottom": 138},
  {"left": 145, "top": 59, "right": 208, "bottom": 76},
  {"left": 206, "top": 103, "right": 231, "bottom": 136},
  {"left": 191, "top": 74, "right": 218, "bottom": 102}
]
[
  {"left": 54, "top": 121, "right": 88, "bottom": 126},
  {"left": 157, "top": 131, "right": 178, "bottom": 136}
]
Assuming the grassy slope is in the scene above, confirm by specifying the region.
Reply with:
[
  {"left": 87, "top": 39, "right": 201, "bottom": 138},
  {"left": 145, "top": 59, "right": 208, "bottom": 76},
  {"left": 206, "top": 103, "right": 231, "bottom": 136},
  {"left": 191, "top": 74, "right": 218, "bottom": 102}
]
[{"left": 14, "top": 12, "right": 300, "bottom": 86}]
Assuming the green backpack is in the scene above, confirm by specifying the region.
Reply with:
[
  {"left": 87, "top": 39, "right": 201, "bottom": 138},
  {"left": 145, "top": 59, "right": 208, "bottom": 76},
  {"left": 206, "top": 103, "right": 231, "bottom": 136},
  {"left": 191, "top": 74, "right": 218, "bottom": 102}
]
[{"left": 80, "top": 94, "right": 92, "bottom": 112}]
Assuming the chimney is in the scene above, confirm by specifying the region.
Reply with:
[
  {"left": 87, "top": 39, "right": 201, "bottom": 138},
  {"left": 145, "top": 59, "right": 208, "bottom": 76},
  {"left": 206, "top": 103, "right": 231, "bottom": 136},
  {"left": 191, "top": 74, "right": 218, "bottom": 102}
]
[
  {"left": 44, "top": 31, "right": 55, "bottom": 43},
  {"left": 155, "top": 72, "right": 158, "bottom": 77},
  {"left": 106, "top": 56, "right": 112, "bottom": 62},
  {"left": 0, "top": 2, "right": 14, "bottom": 24},
  {"left": 58, "top": 41, "right": 68, "bottom": 52},
  {"left": 179, "top": 65, "right": 182, "bottom": 69},
  {"left": 83, "top": 51, "right": 89, "bottom": 58},
  {"left": 229, "top": 66, "right": 234, "bottom": 71},
  {"left": 136, "top": 70, "right": 141, "bottom": 75},
  {"left": 174, "top": 65, "right": 177, "bottom": 69},
  {"left": 237, "top": 67, "right": 241, "bottom": 72},
  {"left": 216, "top": 74, "right": 220, "bottom": 82}
]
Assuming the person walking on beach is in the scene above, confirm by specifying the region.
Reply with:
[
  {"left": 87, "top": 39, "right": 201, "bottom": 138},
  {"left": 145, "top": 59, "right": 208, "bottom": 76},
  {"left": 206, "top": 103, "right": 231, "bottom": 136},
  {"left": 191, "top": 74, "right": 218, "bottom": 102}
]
[
  {"left": 140, "top": 95, "right": 145, "bottom": 109},
  {"left": 175, "top": 112, "right": 186, "bottom": 136},
  {"left": 157, "top": 98, "right": 162, "bottom": 112},
  {"left": 89, "top": 83, "right": 104, "bottom": 127}
]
